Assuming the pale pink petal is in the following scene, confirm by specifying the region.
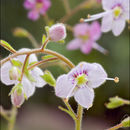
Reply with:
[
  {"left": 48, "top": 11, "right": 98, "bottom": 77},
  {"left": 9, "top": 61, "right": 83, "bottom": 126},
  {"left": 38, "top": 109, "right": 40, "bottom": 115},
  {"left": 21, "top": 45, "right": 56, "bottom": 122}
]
[
  {"left": 40, "top": 0, "right": 51, "bottom": 14},
  {"left": 0, "top": 61, "right": 16, "bottom": 85},
  {"left": 74, "top": 86, "right": 94, "bottom": 109},
  {"left": 11, "top": 89, "right": 25, "bottom": 107},
  {"left": 22, "top": 76, "right": 35, "bottom": 98},
  {"left": 87, "top": 63, "right": 107, "bottom": 88},
  {"left": 90, "top": 21, "right": 101, "bottom": 41},
  {"left": 17, "top": 48, "right": 38, "bottom": 64},
  {"left": 31, "top": 67, "right": 46, "bottom": 88},
  {"left": 28, "top": 10, "right": 40, "bottom": 21},
  {"left": 74, "top": 23, "right": 89, "bottom": 37},
  {"left": 55, "top": 74, "right": 75, "bottom": 98},
  {"left": 102, "top": 0, "right": 116, "bottom": 10},
  {"left": 101, "top": 13, "right": 113, "bottom": 32},
  {"left": 80, "top": 41, "right": 93, "bottom": 54},
  {"left": 112, "top": 19, "right": 126, "bottom": 36},
  {"left": 24, "top": 0, "right": 35, "bottom": 9},
  {"left": 67, "top": 38, "right": 82, "bottom": 50}
]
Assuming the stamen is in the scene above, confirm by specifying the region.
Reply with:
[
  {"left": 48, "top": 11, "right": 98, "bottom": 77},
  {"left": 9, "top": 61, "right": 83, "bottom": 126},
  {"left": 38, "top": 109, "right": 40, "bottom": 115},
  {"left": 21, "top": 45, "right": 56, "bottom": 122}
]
[{"left": 106, "top": 77, "right": 119, "bottom": 83}]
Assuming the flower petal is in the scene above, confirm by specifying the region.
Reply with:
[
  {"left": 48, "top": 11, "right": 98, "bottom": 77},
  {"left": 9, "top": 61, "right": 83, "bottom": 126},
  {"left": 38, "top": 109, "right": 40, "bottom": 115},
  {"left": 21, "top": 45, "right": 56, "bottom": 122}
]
[
  {"left": 22, "top": 76, "right": 35, "bottom": 98},
  {"left": 74, "top": 23, "right": 89, "bottom": 37},
  {"left": 90, "top": 21, "right": 101, "bottom": 41},
  {"left": 67, "top": 38, "right": 81, "bottom": 50},
  {"left": 0, "top": 61, "right": 16, "bottom": 85},
  {"left": 31, "top": 67, "right": 46, "bottom": 88},
  {"left": 55, "top": 74, "right": 75, "bottom": 98},
  {"left": 87, "top": 63, "right": 107, "bottom": 88},
  {"left": 16, "top": 48, "right": 38, "bottom": 64},
  {"left": 101, "top": 13, "right": 113, "bottom": 32},
  {"left": 24, "top": 0, "right": 35, "bottom": 9},
  {"left": 80, "top": 41, "right": 93, "bottom": 54},
  {"left": 28, "top": 10, "right": 40, "bottom": 21},
  {"left": 112, "top": 19, "right": 126, "bottom": 36},
  {"left": 74, "top": 86, "right": 94, "bottom": 109},
  {"left": 102, "top": 0, "right": 116, "bottom": 10}
]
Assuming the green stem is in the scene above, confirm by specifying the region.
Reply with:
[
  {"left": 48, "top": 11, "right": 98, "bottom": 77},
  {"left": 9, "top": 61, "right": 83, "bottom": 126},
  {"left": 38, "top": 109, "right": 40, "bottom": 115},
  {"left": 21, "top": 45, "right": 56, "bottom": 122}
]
[
  {"left": 107, "top": 123, "right": 123, "bottom": 130},
  {"left": 75, "top": 105, "right": 83, "bottom": 130},
  {"left": 8, "top": 106, "right": 17, "bottom": 130}
]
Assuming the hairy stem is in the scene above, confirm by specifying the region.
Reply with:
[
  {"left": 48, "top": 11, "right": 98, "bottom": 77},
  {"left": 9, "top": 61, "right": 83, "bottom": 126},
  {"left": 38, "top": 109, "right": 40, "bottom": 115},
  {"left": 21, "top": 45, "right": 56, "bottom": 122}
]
[
  {"left": 107, "top": 123, "right": 123, "bottom": 130},
  {"left": 75, "top": 105, "right": 83, "bottom": 130},
  {"left": 8, "top": 106, "right": 17, "bottom": 130}
]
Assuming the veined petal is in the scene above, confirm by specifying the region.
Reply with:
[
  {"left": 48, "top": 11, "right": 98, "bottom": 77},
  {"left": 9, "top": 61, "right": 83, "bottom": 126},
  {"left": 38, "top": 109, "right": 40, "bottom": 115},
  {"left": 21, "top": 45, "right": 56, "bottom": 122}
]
[
  {"left": 31, "top": 67, "right": 46, "bottom": 88},
  {"left": 74, "top": 86, "right": 94, "bottom": 109},
  {"left": 101, "top": 13, "right": 113, "bottom": 32},
  {"left": 67, "top": 38, "right": 82, "bottom": 50},
  {"left": 55, "top": 74, "right": 76, "bottom": 98},
  {"left": 112, "top": 19, "right": 126, "bottom": 36},
  {"left": 87, "top": 63, "right": 107, "bottom": 88},
  {"left": 22, "top": 76, "right": 35, "bottom": 98},
  {"left": 0, "top": 61, "right": 16, "bottom": 85},
  {"left": 102, "top": 0, "right": 116, "bottom": 10},
  {"left": 16, "top": 48, "right": 38, "bottom": 64}
]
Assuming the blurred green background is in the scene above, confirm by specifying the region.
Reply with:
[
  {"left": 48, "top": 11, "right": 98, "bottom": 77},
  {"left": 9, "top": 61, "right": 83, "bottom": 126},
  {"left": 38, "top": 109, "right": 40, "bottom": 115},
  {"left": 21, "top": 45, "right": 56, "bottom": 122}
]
[{"left": 0, "top": 0, "right": 129, "bottom": 130}]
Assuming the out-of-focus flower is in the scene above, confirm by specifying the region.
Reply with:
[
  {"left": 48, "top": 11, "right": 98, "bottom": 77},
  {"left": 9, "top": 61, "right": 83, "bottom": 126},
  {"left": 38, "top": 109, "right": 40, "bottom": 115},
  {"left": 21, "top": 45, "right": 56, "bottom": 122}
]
[
  {"left": 0, "top": 48, "right": 46, "bottom": 107},
  {"left": 67, "top": 22, "right": 107, "bottom": 54},
  {"left": 48, "top": 23, "right": 67, "bottom": 42},
  {"left": 55, "top": 62, "right": 117, "bottom": 109},
  {"left": 24, "top": 0, "right": 51, "bottom": 21},
  {"left": 83, "top": 0, "right": 129, "bottom": 36}
]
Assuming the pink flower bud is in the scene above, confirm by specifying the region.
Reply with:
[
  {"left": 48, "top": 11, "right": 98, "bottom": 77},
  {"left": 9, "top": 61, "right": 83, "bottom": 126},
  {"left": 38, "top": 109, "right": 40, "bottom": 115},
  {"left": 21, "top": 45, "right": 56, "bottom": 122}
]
[
  {"left": 11, "top": 87, "right": 25, "bottom": 108},
  {"left": 9, "top": 67, "right": 20, "bottom": 80},
  {"left": 49, "top": 23, "right": 66, "bottom": 42}
]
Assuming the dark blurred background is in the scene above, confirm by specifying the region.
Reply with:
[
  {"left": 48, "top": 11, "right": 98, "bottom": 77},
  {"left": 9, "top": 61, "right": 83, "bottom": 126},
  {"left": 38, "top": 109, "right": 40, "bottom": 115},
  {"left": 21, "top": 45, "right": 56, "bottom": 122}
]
[{"left": 0, "top": 0, "right": 129, "bottom": 130}]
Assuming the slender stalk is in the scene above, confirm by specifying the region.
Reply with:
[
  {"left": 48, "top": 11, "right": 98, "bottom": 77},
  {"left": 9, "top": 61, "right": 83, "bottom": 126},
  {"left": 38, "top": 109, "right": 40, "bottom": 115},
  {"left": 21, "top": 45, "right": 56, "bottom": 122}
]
[
  {"left": 28, "top": 57, "right": 58, "bottom": 70},
  {"left": 41, "top": 38, "right": 50, "bottom": 50},
  {"left": 75, "top": 105, "right": 83, "bottom": 130},
  {"left": 28, "top": 33, "right": 39, "bottom": 48},
  {"left": 60, "top": 0, "right": 95, "bottom": 23},
  {"left": 62, "top": 0, "right": 71, "bottom": 14},
  {"left": 8, "top": 106, "right": 17, "bottom": 130},
  {"left": 107, "top": 123, "right": 123, "bottom": 130}
]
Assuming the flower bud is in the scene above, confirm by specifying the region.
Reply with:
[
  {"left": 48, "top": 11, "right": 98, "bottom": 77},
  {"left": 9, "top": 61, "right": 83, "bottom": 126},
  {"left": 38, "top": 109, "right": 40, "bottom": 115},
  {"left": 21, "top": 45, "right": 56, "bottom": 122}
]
[
  {"left": 11, "top": 86, "right": 25, "bottom": 108},
  {"left": 9, "top": 66, "right": 20, "bottom": 80},
  {"left": 49, "top": 23, "right": 66, "bottom": 42}
]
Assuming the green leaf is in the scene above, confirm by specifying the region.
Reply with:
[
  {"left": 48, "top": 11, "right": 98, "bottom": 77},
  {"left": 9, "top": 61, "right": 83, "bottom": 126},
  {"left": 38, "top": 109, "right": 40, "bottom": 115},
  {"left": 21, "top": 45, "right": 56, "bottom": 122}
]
[
  {"left": 0, "top": 40, "right": 16, "bottom": 53},
  {"left": 11, "top": 59, "right": 22, "bottom": 67},
  {"left": 106, "top": 96, "right": 124, "bottom": 109},
  {"left": 25, "top": 71, "right": 36, "bottom": 82},
  {"left": 57, "top": 40, "right": 65, "bottom": 44},
  {"left": 42, "top": 55, "right": 56, "bottom": 60},
  {"left": 121, "top": 117, "right": 130, "bottom": 127},
  {"left": 29, "top": 61, "right": 37, "bottom": 66},
  {"left": 41, "top": 70, "right": 56, "bottom": 87},
  {"left": 42, "top": 35, "right": 46, "bottom": 44}
]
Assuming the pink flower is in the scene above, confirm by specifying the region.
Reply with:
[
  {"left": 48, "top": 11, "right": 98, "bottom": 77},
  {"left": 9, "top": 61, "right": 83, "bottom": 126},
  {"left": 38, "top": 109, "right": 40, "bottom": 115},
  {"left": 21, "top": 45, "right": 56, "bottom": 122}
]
[
  {"left": 84, "top": 0, "right": 129, "bottom": 36},
  {"left": 24, "top": 0, "right": 51, "bottom": 21},
  {"left": 49, "top": 23, "right": 67, "bottom": 42},
  {"left": 0, "top": 48, "right": 46, "bottom": 107},
  {"left": 55, "top": 62, "right": 117, "bottom": 109},
  {"left": 67, "top": 22, "right": 107, "bottom": 54}
]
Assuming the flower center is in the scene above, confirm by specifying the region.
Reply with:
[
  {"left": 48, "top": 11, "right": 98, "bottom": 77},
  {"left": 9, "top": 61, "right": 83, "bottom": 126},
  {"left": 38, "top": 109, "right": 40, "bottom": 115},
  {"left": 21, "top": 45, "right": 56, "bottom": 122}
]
[
  {"left": 79, "top": 35, "right": 89, "bottom": 41},
  {"left": 36, "top": 3, "right": 43, "bottom": 9},
  {"left": 76, "top": 74, "right": 88, "bottom": 85},
  {"left": 113, "top": 6, "right": 122, "bottom": 18}
]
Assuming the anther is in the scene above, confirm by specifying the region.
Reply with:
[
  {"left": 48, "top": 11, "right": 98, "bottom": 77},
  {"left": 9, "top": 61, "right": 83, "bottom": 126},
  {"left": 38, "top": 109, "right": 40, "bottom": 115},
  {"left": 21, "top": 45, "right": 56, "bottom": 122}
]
[
  {"left": 114, "top": 77, "right": 119, "bottom": 83},
  {"left": 80, "top": 18, "right": 84, "bottom": 23}
]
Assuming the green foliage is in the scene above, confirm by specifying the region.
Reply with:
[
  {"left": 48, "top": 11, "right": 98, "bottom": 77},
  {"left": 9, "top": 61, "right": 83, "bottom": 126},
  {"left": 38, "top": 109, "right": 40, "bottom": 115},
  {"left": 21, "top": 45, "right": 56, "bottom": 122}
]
[
  {"left": 121, "top": 117, "right": 130, "bottom": 127},
  {"left": 42, "top": 34, "right": 46, "bottom": 44},
  {"left": 41, "top": 70, "right": 56, "bottom": 87},
  {"left": 11, "top": 59, "right": 22, "bottom": 67},
  {"left": 106, "top": 96, "right": 125, "bottom": 109},
  {"left": 0, "top": 40, "right": 16, "bottom": 53}
]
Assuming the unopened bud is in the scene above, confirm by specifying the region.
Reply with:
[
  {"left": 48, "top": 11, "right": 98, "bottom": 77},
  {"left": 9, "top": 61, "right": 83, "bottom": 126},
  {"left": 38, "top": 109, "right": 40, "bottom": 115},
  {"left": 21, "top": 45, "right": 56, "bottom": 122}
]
[
  {"left": 9, "top": 67, "right": 20, "bottom": 80},
  {"left": 11, "top": 86, "right": 25, "bottom": 108},
  {"left": 49, "top": 23, "right": 66, "bottom": 42},
  {"left": 13, "top": 28, "right": 29, "bottom": 37}
]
